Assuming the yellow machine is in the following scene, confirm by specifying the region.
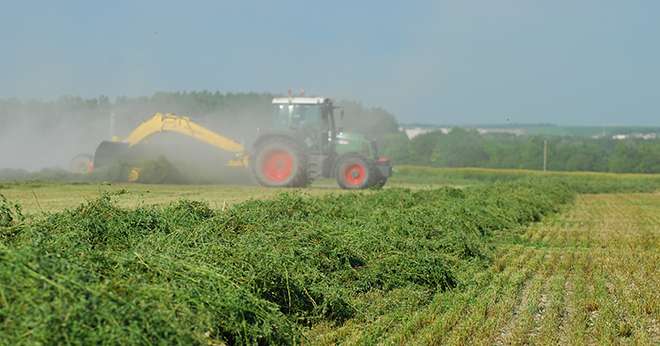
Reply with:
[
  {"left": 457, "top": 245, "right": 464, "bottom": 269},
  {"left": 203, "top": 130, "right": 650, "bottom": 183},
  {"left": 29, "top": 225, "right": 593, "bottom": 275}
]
[
  {"left": 120, "top": 112, "right": 247, "bottom": 167},
  {"left": 89, "top": 112, "right": 248, "bottom": 181}
]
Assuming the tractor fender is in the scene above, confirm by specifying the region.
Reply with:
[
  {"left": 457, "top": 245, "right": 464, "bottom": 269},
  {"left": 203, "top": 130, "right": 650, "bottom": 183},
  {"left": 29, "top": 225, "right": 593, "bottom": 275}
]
[{"left": 251, "top": 131, "right": 307, "bottom": 156}]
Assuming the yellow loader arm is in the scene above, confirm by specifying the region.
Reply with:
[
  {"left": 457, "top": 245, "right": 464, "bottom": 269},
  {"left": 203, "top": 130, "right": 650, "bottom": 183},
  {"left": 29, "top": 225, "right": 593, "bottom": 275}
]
[{"left": 122, "top": 112, "right": 248, "bottom": 167}]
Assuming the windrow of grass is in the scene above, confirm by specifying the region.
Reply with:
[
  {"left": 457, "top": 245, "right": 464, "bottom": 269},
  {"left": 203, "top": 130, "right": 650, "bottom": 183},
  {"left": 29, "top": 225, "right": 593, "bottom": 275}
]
[
  {"left": 0, "top": 181, "right": 573, "bottom": 345},
  {"left": 0, "top": 159, "right": 185, "bottom": 185},
  {"left": 393, "top": 166, "right": 660, "bottom": 193}
]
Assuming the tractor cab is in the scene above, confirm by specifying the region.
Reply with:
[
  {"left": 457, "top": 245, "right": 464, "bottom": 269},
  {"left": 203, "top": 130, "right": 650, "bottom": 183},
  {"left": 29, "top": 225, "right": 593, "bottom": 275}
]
[
  {"left": 271, "top": 97, "right": 335, "bottom": 154},
  {"left": 253, "top": 96, "right": 391, "bottom": 189}
]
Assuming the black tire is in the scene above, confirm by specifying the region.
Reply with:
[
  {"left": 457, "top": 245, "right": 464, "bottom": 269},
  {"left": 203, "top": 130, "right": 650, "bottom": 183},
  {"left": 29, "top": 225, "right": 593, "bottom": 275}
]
[
  {"left": 93, "top": 141, "right": 130, "bottom": 169},
  {"left": 70, "top": 153, "right": 94, "bottom": 174},
  {"left": 370, "top": 166, "right": 390, "bottom": 189},
  {"left": 371, "top": 175, "right": 388, "bottom": 189},
  {"left": 252, "top": 138, "right": 308, "bottom": 187},
  {"left": 335, "top": 156, "right": 374, "bottom": 190}
]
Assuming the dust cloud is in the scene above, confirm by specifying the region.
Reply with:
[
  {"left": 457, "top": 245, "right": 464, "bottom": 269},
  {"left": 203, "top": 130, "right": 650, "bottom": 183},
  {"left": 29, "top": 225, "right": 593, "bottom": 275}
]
[
  {"left": 0, "top": 95, "right": 272, "bottom": 183},
  {"left": 0, "top": 93, "right": 397, "bottom": 183},
  {"left": 0, "top": 102, "right": 108, "bottom": 171}
]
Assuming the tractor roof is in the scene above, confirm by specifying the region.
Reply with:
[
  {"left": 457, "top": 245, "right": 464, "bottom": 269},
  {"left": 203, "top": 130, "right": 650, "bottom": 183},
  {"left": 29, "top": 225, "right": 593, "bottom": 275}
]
[{"left": 272, "top": 97, "right": 330, "bottom": 105}]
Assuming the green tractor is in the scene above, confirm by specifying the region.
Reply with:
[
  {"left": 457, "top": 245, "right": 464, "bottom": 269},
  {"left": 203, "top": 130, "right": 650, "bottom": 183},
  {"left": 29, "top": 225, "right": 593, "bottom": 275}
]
[
  {"left": 85, "top": 96, "right": 391, "bottom": 189},
  {"left": 251, "top": 96, "right": 391, "bottom": 189}
]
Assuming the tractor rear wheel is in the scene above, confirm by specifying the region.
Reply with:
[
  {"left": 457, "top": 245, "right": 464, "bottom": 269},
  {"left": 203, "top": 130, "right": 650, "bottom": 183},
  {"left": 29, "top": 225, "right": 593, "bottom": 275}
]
[
  {"left": 335, "top": 156, "right": 373, "bottom": 189},
  {"left": 253, "top": 139, "right": 307, "bottom": 187}
]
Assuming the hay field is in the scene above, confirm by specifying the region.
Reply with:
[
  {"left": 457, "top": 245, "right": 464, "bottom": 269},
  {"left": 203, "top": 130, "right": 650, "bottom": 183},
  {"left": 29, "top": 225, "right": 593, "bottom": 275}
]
[
  {"left": 310, "top": 192, "right": 660, "bottom": 344},
  {"left": 1, "top": 167, "right": 659, "bottom": 344}
]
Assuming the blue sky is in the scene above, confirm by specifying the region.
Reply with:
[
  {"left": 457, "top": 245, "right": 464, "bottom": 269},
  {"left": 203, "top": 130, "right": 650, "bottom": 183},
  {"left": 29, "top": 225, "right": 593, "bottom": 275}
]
[{"left": 1, "top": 1, "right": 659, "bottom": 125}]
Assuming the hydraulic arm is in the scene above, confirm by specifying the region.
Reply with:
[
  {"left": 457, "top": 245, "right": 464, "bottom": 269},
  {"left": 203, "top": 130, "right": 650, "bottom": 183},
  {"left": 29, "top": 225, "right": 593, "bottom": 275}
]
[
  {"left": 124, "top": 113, "right": 244, "bottom": 152},
  {"left": 120, "top": 112, "right": 247, "bottom": 167},
  {"left": 92, "top": 112, "right": 248, "bottom": 173}
]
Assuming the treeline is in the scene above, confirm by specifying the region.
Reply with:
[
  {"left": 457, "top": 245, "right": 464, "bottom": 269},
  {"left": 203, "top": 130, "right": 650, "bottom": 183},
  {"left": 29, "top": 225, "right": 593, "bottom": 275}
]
[
  {"left": 3, "top": 92, "right": 660, "bottom": 174},
  {"left": 0, "top": 92, "right": 398, "bottom": 170},
  {"left": 0, "top": 91, "right": 398, "bottom": 142},
  {"left": 382, "top": 128, "right": 660, "bottom": 173}
]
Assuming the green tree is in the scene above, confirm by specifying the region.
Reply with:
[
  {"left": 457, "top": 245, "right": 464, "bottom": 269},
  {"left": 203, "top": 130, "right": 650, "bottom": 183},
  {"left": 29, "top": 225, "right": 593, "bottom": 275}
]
[
  {"left": 609, "top": 141, "right": 642, "bottom": 173},
  {"left": 381, "top": 132, "right": 411, "bottom": 164},
  {"left": 431, "top": 129, "right": 490, "bottom": 167}
]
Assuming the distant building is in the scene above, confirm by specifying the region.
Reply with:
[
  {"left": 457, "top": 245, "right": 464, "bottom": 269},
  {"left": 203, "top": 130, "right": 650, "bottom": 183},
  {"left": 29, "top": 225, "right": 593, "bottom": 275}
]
[
  {"left": 399, "top": 127, "right": 450, "bottom": 139},
  {"left": 612, "top": 133, "right": 657, "bottom": 140},
  {"left": 475, "top": 128, "right": 526, "bottom": 136},
  {"left": 399, "top": 126, "right": 527, "bottom": 139}
]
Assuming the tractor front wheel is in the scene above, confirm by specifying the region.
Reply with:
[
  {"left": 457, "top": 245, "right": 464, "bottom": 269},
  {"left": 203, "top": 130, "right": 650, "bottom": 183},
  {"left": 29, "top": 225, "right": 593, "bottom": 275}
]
[{"left": 336, "top": 156, "right": 374, "bottom": 189}]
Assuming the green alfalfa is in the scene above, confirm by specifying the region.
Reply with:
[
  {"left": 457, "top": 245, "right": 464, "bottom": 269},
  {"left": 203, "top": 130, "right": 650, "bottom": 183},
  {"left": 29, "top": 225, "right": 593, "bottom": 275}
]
[
  {"left": 0, "top": 194, "right": 24, "bottom": 243},
  {"left": 0, "top": 194, "right": 23, "bottom": 228},
  {"left": 0, "top": 180, "right": 576, "bottom": 344}
]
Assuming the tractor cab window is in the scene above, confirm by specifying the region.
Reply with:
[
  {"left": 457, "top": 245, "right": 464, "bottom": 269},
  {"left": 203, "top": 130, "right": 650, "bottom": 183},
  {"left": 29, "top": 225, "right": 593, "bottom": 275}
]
[{"left": 273, "top": 104, "right": 323, "bottom": 130}]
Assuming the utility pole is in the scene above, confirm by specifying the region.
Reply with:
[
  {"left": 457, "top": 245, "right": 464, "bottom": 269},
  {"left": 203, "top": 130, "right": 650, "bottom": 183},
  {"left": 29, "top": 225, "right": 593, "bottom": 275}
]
[
  {"left": 109, "top": 112, "right": 116, "bottom": 139},
  {"left": 543, "top": 140, "right": 548, "bottom": 172}
]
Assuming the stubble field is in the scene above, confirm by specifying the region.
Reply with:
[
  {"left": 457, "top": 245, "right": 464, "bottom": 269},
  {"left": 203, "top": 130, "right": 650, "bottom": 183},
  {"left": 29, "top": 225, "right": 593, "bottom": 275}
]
[{"left": 310, "top": 192, "right": 659, "bottom": 345}]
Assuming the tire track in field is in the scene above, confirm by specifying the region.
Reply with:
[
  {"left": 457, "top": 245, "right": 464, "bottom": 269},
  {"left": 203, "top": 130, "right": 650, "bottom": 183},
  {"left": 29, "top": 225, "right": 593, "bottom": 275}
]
[
  {"left": 421, "top": 248, "right": 542, "bottom": 345},
  {"left": 310, "top": 193, "right": 660, "bottom": 345},
  {"left": 534, "top": 194, "right": 658, "bottom": 345},
  {"left": 491, "top": 193, "right": 658, "bottom": 345}
]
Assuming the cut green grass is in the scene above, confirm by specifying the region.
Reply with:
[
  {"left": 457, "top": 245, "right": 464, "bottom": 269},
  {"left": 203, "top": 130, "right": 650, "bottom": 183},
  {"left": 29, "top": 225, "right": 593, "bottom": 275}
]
[
  {"left": 1, "top": 180, "right": 573, "bottom": 344},
  {"left": 1, "top": 168, "right": 659, "bottom": 345}
]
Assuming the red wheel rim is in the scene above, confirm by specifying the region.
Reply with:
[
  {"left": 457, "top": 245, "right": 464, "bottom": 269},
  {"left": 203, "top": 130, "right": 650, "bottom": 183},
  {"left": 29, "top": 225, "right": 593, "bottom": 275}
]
[
  {"left": 72, "top": 158, "right": 93, "bottom": 174},
  {"left": 262, "top": 149, "right": 294, "bottom": 183},
  {"left": 344, "top": 163, "right": 366, "bottom": 186}
]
